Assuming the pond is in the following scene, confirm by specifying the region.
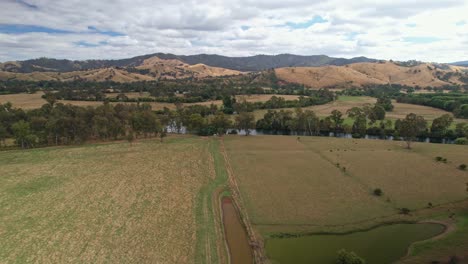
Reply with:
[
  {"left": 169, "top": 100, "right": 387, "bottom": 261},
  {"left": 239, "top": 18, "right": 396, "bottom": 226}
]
[
  {"left": 221, "top": 197, "right": 253, "bottom": 264},
  {"left": 265, "top": 223, "right": 445, "bottom": 264}
]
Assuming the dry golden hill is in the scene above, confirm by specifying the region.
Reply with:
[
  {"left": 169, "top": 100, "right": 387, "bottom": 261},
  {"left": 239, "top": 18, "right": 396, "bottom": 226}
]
[
  {"left": 275, "top": 62, "right": 468, "bottom": 89},
  {"left": 136, "top": 56, "right": 243, "bottom": 79},
  {"left": 0, "top": 68, "right": 154, "bottom": 82},
  {"left": 0, "top": 57, "right": 243, "bottom": 82}
]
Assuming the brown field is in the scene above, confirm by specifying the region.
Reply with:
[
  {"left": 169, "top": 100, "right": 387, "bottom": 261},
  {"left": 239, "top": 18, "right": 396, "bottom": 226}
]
[
  {"left": 0, "top": 137, "right": 227, "bottom": 263},
  {"left": 223, "top": 135, "right": 468, "bottom": 234}
]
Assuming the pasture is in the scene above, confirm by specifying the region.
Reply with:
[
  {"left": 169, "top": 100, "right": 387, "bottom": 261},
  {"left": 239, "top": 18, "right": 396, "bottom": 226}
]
[
  {"left": 223, "top": 135, "right": 468, "bottom": 235},
  {"left": 253, "top": 96, "right": 456, "bottom": 122},
  {"left": 0, "top": 137, "right": 227, "bottom": 264},
  {"left": 0, "top": 92, "right": 300, "bottom": 110}
]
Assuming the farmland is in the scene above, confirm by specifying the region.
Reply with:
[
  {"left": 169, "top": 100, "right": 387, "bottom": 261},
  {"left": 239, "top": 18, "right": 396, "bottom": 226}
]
[
  {"left": 223, "top": 135, "right": 468, "bottom": 262},
  {"left": 0, "top": 137, "right": 228, "bottom": 264},
  {"left": 253, "top": 96, "right": 457, "bottom": 122},
  {"left": 0, "top": 92, "right": 300, "bottom": 110}
]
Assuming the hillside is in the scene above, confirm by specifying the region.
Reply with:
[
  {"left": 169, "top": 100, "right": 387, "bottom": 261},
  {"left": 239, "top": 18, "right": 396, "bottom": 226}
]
[
  {"left": 0, "top": 56, "right": 243, "bottom": 82},
  {"left": 275, "top": 61, "right": 468, "bottom": 89},
  {"left": 0, "top": 53, "right": 377, "bottom": 73}
]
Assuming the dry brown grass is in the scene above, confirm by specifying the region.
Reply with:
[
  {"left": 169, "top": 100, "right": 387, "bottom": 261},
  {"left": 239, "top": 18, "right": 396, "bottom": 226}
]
[
  {"left": 224, "top": 135, "right": 468, "bottom": 234},
  {"left": 275, "top": 62, "right": 463, "bottom": 89},
  {"left": 0, "top": 137, "right": 219, "bottom": 264},
  {"left": 223, "top": 136, "right": 394, "bottom": 227},
  {"left": 0, "top": 92, "right": 47, "bottom": 109}
]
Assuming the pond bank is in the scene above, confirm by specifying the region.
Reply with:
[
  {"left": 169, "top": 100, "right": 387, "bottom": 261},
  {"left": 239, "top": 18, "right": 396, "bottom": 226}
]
[{"left": 265, "top": 222, "right": 446, "bottom": 264}]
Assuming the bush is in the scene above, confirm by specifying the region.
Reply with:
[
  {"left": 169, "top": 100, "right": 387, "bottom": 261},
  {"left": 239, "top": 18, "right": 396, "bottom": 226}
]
[
  {"left": 373, "top": 188, "right": 383, "bottom": 196},
  {"left": 336, "top": 249, "right": 366, "bottom": 264},
  {"left": 459, "top": 164, "right": 467, "bottom": 171},
  {"left": 435, "top": 156, "right": 443, "bottom": 162},
  {"left": 454, "top": 137, "right": 468, "bottom": 145},
  {"left": 399, "top": 208, "right": 411, "bottom": 215}
]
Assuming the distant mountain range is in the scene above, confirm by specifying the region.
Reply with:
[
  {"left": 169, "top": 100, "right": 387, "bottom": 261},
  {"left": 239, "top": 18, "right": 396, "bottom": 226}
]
[
  {"left": 451, "top": 61, "right": 468, "bottom": 66},
  {"left": 0, "top": 53, "right": 379, "bottom": 73}
]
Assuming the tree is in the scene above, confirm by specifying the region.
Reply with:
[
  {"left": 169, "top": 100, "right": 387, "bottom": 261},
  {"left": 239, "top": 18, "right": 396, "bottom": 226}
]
[
  {"left": 43, "top": 92, "right": 57, "bottom": 107},
  {"left": 397, "top": 113, "right": 427, "bottom": 149},
  {"left": 12, "top": 120, "right": 36, "bottom": 148},
  {"left": 376, "top": 97, "right": 394, "bottom": 111},
  {"left": 431, "top": 114, "right": 453, "bottom": 137},
  {"left": 187, "top": 113, "right": 205, "bottom": 134},
  {"left": 336, "top": 249, "right": 366, "bottom": 264},
  {"left": 330, "top": 110, "right": 344, "bottom": 133},
  {"left": 0, "top": 124, "right": 7, "bottom": 147},
  {"left": 211, "top": 112, "right": 232, "bottom": 136},
  {"left": 235, "top": 112, "right": 255, "bottom": 136}
]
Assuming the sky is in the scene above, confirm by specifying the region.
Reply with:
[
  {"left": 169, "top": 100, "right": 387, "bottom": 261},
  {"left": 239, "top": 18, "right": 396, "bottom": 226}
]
[{"left": 0, "top": 0, "right": 467, "bottom": 63}]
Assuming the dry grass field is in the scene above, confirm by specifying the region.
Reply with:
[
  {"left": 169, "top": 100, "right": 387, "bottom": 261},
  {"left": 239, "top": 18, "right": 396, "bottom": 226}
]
[
  {"left": 0, "top": 137, "right": 226, "bottom": 264},
  {"left": 223, "top": 135, "right": 468, "bottom": 234}
]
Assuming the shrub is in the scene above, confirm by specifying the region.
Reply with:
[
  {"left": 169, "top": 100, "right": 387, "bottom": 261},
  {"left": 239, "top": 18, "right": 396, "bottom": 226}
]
[
  {"left": 435, "top": 156, "right": 443, "bottom": 162},
  {"left": 399, "top": 208, "right": 411, "bottom": 215},
  {"left": 454, "top": 137, "right": 468, "bottom": 145},
  {"left": 373, "top": 188, "right": 383, "bottom": 196},
  {"left": 336, "top": 249, "right": 366, "bottom": 264},
  {"left": 459, "top": 164, "right": 467, "bottom": 171}
]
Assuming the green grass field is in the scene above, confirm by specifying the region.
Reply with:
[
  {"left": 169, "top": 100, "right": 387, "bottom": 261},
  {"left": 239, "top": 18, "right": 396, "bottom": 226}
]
[{"left": 0, "top": 136, "right": 228, "bottom": 264}]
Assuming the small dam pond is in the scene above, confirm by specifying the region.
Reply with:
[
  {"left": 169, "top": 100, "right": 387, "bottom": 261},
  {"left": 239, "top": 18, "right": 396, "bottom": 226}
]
[
  {"left": 265, "top": 223, "right": 445, "bottom": 264},
  {"left": 221, "top": 197, "right": 253, "bottom": 264}
]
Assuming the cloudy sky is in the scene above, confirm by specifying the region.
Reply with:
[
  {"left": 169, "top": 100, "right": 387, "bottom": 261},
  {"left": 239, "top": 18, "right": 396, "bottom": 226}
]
[{"left": 1, "top": 0, "right": 467, "bottom": 62}]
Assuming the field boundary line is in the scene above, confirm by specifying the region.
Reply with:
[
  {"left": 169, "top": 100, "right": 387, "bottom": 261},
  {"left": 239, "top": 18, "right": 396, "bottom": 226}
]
[{"left": 220, "top": 138, "right": 268, "bottom": 264}]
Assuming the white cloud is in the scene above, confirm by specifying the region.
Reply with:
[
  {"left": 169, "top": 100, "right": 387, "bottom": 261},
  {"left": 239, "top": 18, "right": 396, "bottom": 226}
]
[{"left": 0, "top": 0, "right": 467, "bottom": 62}]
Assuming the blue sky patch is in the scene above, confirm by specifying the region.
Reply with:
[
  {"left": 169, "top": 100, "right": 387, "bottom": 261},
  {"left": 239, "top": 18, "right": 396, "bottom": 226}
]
[
  {"left": 285, "top": 16, "right": 327, "bottom": 29},
  {"left": 403, "top": 36, "right": 442, "bottom": 43},
  {"left": 0, "top": 24, "right": 71, "bottom": 34},
  {"left": 241, "top": 25, "right": 250, "bottom": 31},
  {"left": 87, "top": 26, "right": 124, "bottom": 37},
  {"left": 74, "top": 41, "right": 101, "bottom": 47},
  {"left": 456, "top": 21, "right": 466, "bottom": 26},
  {"left": 406, "top": 23, "right": 417, "bottom": 28}
]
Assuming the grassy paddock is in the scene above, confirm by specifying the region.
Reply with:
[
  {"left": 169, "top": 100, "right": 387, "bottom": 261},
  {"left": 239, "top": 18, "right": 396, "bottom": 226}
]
[
  {"left": 0, "top": 136, "right": 225, "bottom": 264},
  {"left": 224, "top": 135, "right": 468, "bottom": 236}
]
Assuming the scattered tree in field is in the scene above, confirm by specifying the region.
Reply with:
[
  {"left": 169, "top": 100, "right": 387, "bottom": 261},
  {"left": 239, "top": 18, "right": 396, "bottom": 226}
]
[
  {"left": 235, "top": 112, "right": 255, "bottom": 136},
  {"left": 44, "top": 92, "right": 57, "bottom": 107},
  {"left": 397, "top": 113, "right": 427, "bottom": 149},
  {"left": 373, "top": 188, "right": 383, "bottom": 196},
  {"left": 459, "top": 164, "right": 467, "bottom": 171},
  {"left": 336, "top": 249, "right": 366, "bottom": 264}
]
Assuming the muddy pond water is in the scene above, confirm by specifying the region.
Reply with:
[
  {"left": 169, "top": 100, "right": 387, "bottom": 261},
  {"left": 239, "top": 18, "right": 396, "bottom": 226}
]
[
  {"left": 265, "top": 223, "right": 445, "bottom": 264},
  {"left": 221, "top": 197, "right": 253, "bottom": 264}
]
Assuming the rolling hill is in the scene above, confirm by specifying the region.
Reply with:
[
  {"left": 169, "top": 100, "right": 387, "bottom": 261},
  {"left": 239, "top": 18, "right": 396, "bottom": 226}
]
[
  {"left": 0, "top": 56, "right": 243, "bottom": 82},
  {"left": 0, "top": 53, "right": 377, "bottom": 73},
  {"left": 275, "top": 61, "right": 468, "bottom": 89}
]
